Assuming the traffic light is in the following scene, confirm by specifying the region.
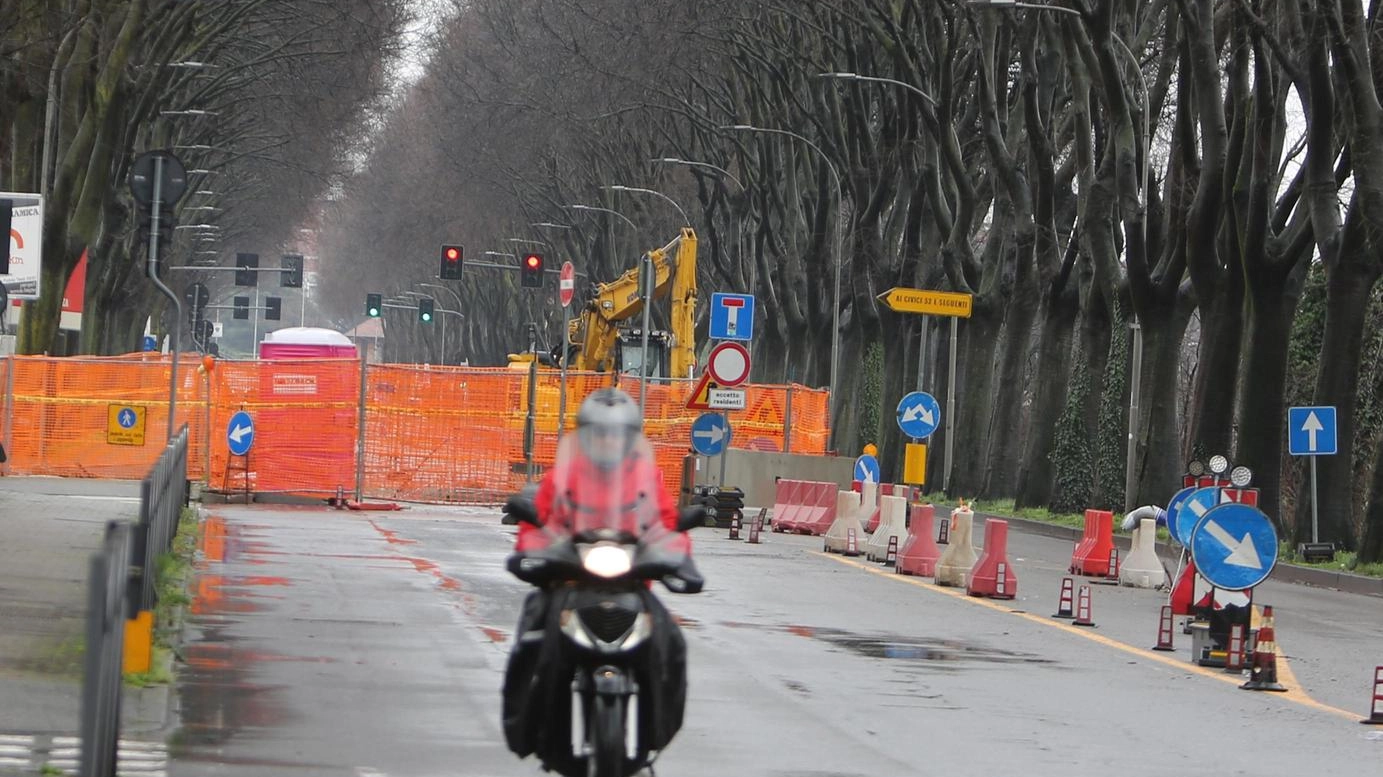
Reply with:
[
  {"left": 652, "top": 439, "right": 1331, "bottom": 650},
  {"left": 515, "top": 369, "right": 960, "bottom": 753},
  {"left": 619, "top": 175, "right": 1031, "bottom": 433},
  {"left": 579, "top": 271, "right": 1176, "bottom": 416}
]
[
  {"left": 439, "top": 244, "right": 463, "bottom": 280},
  {"left": 366, "top": 293, "right": 382, "bottom": 317},
  {"left": 265, "top": 296, "right": 282, "bottom": 321},
  {"left": 281, "top": 254, "right": 303, "bottom": 288},
  {"left": 184, "top": 282, "right": 209, "bottom": 321},
  {"left": 235, "top": 253, "right": 259, "bottom": 286},
  {"left": 418, "top": 296, "right": 434, "bottom": 323},
  {"left": 233, "top": 295, "right": 249, "bottom": 320},
  {"left": 521, "top": 253, "right": 544, "bottom": 288}
]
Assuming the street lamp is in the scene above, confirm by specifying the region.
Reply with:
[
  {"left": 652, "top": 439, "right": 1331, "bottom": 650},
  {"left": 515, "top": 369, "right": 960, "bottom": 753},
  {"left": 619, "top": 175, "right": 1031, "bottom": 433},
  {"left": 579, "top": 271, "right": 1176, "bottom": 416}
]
[
  {"left": 602, "top": 185, "right": 690, "bottom": 226},
  {"left": 160, "top": 110, "right": 219, "bottom": 117},
  {"left": 818, "top": 72, "right": 938, "bottom": 105},
  {"left": 651, "top": 157, "right": 745, "bottom": 190},
  {"left": 531, "top": 222, "right": 573, "bottom": 230},
  {"left": 505, "top": 238, "right": 550, "bottom": 247},
  {"left": 969, "top": 0, "right": 1150, "bottom": 509},
  {"left": 483, "top": 250, "right": 516, "bottom": 259},
  {"left": 723, "top": 123, "right": 844, "bottom": 450},
  {"left": 565, "top": 204, "right": 638, "bottom": 231}
]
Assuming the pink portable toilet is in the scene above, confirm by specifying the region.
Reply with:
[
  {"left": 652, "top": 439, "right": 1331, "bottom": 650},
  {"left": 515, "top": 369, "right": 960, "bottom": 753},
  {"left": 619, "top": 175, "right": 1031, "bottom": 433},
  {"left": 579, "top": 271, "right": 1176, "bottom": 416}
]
[{"left": 258, "top": 327, "right": 359, "bottom": 359}]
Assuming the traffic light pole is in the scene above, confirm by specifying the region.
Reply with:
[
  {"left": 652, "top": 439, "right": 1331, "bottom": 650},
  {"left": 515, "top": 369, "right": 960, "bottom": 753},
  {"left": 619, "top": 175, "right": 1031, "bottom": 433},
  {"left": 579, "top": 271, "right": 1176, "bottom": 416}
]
[{"left": 145, "top": 157, "right": 182, "bottom": 443}]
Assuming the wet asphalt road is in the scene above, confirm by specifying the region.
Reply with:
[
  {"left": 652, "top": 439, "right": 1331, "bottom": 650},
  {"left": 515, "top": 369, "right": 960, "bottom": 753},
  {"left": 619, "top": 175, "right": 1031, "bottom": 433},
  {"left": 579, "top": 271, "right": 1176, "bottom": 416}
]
[{"left": 167, "top": 504, "right": 1383, "bottom": 777}]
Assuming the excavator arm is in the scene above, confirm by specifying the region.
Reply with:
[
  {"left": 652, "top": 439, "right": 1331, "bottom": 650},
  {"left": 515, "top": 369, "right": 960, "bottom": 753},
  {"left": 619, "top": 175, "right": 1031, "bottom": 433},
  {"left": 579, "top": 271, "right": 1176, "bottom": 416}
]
[{"left": 567, "top": 228, "right": 697, "bottom": 377}]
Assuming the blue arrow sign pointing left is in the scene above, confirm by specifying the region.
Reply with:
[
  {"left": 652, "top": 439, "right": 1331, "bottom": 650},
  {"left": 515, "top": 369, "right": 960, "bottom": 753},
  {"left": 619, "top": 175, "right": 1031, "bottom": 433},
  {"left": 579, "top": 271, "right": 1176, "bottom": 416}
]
[{"left": 227, "top": 411, "right": 255, "bottom": 456}]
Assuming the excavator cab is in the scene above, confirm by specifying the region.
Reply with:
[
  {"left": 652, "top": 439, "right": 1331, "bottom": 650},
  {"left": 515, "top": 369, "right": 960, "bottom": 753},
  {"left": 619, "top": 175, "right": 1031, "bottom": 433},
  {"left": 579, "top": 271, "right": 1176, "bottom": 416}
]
[{"left": 615, "top": 330, "right": 671, "bottom": 379}]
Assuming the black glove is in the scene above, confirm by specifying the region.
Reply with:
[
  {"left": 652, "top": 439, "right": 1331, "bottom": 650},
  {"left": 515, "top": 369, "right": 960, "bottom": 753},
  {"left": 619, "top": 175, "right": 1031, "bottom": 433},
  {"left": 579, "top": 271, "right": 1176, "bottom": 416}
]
[
  {"left": 662, "top": 556, "right": 704, "bottom": 594},
  {"left": 502, "top": 494, "right": 538, "bottom": 525},
  {"left": 676, "top": 504, "right": 711, "bottom": 532}
]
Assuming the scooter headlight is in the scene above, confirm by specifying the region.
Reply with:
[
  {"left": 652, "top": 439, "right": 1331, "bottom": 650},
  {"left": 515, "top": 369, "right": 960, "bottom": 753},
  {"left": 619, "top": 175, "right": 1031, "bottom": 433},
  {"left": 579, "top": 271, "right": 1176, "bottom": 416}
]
[{"left": 580, "top": 544, "right": 634, "bottom": 578}]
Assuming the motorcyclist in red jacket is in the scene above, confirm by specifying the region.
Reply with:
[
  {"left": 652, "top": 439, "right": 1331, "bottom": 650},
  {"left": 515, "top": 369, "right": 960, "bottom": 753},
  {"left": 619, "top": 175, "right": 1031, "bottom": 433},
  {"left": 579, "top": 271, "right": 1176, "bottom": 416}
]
[{"left": 514, "top": 388, "right": 690, "bottom": 559}]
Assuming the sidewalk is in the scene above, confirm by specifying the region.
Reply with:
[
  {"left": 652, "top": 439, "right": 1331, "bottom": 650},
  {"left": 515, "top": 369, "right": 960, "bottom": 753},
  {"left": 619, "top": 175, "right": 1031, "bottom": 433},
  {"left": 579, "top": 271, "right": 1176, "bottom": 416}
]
[{"left": 0, "top": 477, "right": 171, "bottom": 772}]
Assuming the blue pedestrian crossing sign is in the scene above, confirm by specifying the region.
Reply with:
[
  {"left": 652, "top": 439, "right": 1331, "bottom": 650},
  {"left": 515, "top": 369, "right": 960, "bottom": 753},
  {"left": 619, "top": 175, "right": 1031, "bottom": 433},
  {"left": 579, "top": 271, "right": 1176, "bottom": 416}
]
[
  {"left": 1288, "top": 406, "right": 1337, "bottom": 456},
  {"left": 1190, "top": 502, "right": 1278, "bottom": 591},
  {"left": 854, "top": 454, "right": 881, "bottom": 485},
  {"left": 709, "top": 293, "right": 755, "bottom": 341},
  {"left": 691, "top": 413, "right": 731, "bottom": 456},
  {"left": 1171, "top": 486, "right": 1224, "bottom": 547},
  {"left": 896, "top": 392, "right": 941, "bottom": 439},
  {"left": 227, "top": 411, "right": 255, "bottom": 457}
]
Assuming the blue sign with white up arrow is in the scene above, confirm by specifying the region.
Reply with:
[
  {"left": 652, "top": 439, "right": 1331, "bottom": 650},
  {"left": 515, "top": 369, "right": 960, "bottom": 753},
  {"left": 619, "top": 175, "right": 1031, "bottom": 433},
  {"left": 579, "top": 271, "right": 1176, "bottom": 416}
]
[
  {"left": 690, "top": 413, "right": 731, "bottom": 456},
  {"left": 1288, "top": 406, "right": 1337, "bottom": 456},
  {"left": 896, "top": 391, "right": 941, "bottom": 440},
  {"left": 1190, "top": 502, "right": 1278, "bottom": 591}
]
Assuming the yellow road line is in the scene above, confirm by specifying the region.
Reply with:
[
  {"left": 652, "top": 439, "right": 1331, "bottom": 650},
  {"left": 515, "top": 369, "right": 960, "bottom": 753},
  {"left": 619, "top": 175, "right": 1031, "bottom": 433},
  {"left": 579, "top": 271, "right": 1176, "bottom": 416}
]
[{"left": 818, "top": 552, "right": 1359, "bottom": 722}]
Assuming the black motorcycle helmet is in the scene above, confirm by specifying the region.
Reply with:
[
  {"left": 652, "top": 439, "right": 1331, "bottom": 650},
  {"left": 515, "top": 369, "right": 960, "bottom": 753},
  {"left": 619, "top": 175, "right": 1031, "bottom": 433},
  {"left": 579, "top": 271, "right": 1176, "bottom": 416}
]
[{"left": 576, "top": 388, "right": 643, "bottom": 469}]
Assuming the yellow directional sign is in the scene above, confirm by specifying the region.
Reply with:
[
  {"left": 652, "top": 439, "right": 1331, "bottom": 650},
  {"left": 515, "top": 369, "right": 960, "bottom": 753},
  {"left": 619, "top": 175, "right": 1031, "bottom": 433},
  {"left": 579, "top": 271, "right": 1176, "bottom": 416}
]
[
  {"left": 107, "top": 404, "right": 147, "bottom": 446},
  {"left": 878, "top": 287, "right": 973, "bottom": 318}
]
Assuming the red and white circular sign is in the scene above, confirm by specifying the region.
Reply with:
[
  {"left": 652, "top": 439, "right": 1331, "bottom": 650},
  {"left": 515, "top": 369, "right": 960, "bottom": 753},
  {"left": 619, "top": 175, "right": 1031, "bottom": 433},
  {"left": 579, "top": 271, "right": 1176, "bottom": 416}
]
[
  {"left": 558, "top": 261, "right": 576, "bottom": 308},
  {"left": 707, "top": 342, "right": 751, "bottom": 387}
]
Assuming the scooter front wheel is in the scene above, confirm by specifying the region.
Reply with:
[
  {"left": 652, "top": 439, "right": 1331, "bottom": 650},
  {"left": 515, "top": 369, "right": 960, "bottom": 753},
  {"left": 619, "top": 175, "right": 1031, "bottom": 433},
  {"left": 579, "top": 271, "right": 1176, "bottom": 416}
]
[{"left": 587, "top": 693, "right": 626, "bottom": 777}]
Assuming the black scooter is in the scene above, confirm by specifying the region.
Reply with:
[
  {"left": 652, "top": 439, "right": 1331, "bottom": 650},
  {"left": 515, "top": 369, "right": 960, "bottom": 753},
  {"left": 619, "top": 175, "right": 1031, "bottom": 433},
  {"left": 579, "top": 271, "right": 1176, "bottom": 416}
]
[{"left": 503, "top": 499, "right": 705, "bottom": 777}]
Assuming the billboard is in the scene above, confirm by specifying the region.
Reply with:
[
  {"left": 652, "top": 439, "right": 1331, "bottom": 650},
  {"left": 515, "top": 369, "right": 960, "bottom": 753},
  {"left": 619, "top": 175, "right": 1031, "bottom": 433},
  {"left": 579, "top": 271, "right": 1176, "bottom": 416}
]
[{"left": 3, "top": 192, "right": 43, "bottom": 300}]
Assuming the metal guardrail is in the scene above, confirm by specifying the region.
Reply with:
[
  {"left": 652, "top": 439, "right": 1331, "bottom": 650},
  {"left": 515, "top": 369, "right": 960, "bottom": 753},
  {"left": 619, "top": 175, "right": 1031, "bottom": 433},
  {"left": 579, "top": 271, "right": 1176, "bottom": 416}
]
[
  {"left": 79, "top": 423, "right": 189, "bottom": 777},
  {"left": 78, "top": 520, "right": 131, "bottom": 777},
  {"left": 131, "top": 425, "right": 190, "bottom": 613}
]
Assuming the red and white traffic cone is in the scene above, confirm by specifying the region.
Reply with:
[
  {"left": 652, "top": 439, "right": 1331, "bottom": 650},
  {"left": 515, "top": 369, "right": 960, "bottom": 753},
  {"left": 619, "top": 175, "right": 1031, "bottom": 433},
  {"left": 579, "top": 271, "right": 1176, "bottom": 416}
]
[
  {"left": 1152, "top": 605, "right": 1175, "bottom": 651},
  {"left": 1052, "top": 577, "right": 1075, "bottom": 619},
  {"left": 1362, "top": 666, "right": 1383, "bottom": 725},
  {"left": 747, "top": 508, "right": 764, "bottom": 544},
  {"left": 1225, "top": 622, "right": 1246, "bottom": 673},
  {"left": 1095, "top": 547, "right": 1121, "bottom": 585},
  {"left": 1073, "top": 585, "right": 1096, "bottom": 627},
  {"left": 728, "top": 512, "right": 741, "bottom": 541},
  {"left": 1241, "top": 605, "right": 1287, "bottom": 692}
]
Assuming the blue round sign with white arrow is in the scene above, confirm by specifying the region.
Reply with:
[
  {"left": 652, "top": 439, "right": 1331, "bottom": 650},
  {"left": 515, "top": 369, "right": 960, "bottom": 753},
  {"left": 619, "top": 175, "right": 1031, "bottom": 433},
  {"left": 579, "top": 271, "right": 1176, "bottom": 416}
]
[
  {"left": 227, "top": 410, "right": 255, "bottom": 457},
  {"left": 896, "top": 391, "right": 941, "bottom": 440},
  {"left": 690, "top": 413, "right": 730, "bottom": 456},
  {"left": 1171, "top": 486, "right": 1222, "bottom": 546},
  {"left": 1189, "top": 502, "right": 1278, "bottom": 591},
  {"left": 854, "top": 454, "right": 881, "bottom": 485}
]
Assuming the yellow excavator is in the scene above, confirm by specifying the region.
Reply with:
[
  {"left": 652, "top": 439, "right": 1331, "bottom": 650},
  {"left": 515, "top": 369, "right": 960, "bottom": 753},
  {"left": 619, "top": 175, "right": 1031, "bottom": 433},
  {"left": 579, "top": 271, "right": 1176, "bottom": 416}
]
[{"left": 508, "top": 227, "right": 698, "bottom": 379}]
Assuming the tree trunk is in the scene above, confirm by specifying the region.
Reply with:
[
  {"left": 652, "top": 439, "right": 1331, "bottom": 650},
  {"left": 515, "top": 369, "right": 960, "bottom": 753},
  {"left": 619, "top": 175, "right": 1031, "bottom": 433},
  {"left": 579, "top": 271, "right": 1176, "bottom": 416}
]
[
  {"left": 1297, "top": 259, "right": 1378, "bottom": 547},
  {"left": 982, "top": 252, "right": 1040, "bottom": 499},
  {"left": 1015, "top": 290, "right": 1079, "bottom": 507},
  {"left": 1131, "top": 301, "right": 1194, "bottom": 509},
  {"left": 1233, "top": 270, "right": 1295, "bottom": 529},
  {"left": 1184, "top": 274, "right": 1244, "bottom": 457},
  {"left": 949, "top": 309, "right": 1002, "bottom": 497}
]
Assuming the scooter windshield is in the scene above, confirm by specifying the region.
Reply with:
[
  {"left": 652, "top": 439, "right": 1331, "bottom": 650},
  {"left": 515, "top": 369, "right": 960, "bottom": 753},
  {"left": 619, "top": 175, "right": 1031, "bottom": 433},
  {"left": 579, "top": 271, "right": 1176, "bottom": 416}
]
[{"left": 545, "top": 432, "right": 676, "bottom": 549}]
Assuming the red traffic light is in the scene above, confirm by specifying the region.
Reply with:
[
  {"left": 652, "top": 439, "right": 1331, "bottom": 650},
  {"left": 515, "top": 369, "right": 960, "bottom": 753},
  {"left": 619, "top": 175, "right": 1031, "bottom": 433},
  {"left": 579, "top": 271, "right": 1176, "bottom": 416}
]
[
  {"left": 525, "top": 254, "right": 541, "bottom": 269},
  {"left": 445, "top": 246, "right": 460, "bottom": 261}
]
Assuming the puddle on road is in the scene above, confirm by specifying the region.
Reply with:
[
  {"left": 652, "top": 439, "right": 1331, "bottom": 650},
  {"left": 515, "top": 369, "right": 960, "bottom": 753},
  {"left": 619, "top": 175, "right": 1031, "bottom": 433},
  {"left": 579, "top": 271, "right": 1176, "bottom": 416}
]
[{"left": 721, "top": 621, "right": 1055, "bottom": 666}]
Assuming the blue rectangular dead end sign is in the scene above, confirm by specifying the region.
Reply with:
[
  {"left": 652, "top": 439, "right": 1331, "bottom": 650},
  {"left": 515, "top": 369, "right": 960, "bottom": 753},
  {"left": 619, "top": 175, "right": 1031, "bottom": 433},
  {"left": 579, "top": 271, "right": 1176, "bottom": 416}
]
[{"left": 710, "top": 293, "right": 755, "bottom": 341}]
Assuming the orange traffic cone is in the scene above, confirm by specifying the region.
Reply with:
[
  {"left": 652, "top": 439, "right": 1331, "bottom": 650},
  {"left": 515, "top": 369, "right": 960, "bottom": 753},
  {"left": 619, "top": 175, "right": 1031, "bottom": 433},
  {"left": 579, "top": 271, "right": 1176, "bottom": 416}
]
[
  {"left": 1073, "top": 585, "right": 1096, "bottom": 627},
  {"left": 747, "top": 508, "right": 764, "bottom": 544},
  {"left": 1152, "top": 605, "right": 1175, "bottom": 651},
  {"left": 1052, "top": 577, "right": 1075, "bottom": 619},
  {"left": 1362, "top": 666, "right": 1383, "bottom": 725},
  {"left": 1240, "top": 605, "right": 1287, "bottom": 692}
]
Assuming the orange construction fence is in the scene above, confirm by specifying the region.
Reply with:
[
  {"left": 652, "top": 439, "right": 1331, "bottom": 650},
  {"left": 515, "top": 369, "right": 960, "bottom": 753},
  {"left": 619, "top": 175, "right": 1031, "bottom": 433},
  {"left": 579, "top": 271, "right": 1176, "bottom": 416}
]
[{"left": 0, "top": 355, "right": 830, "bottom": 504}]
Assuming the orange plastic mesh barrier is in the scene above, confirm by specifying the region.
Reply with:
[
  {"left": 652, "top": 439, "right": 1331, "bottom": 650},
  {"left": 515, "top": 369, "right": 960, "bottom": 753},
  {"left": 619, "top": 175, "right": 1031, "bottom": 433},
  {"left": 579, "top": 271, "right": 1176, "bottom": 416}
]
[{"left": 0, "top": 355, "right": 829, "bottom": 504}]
